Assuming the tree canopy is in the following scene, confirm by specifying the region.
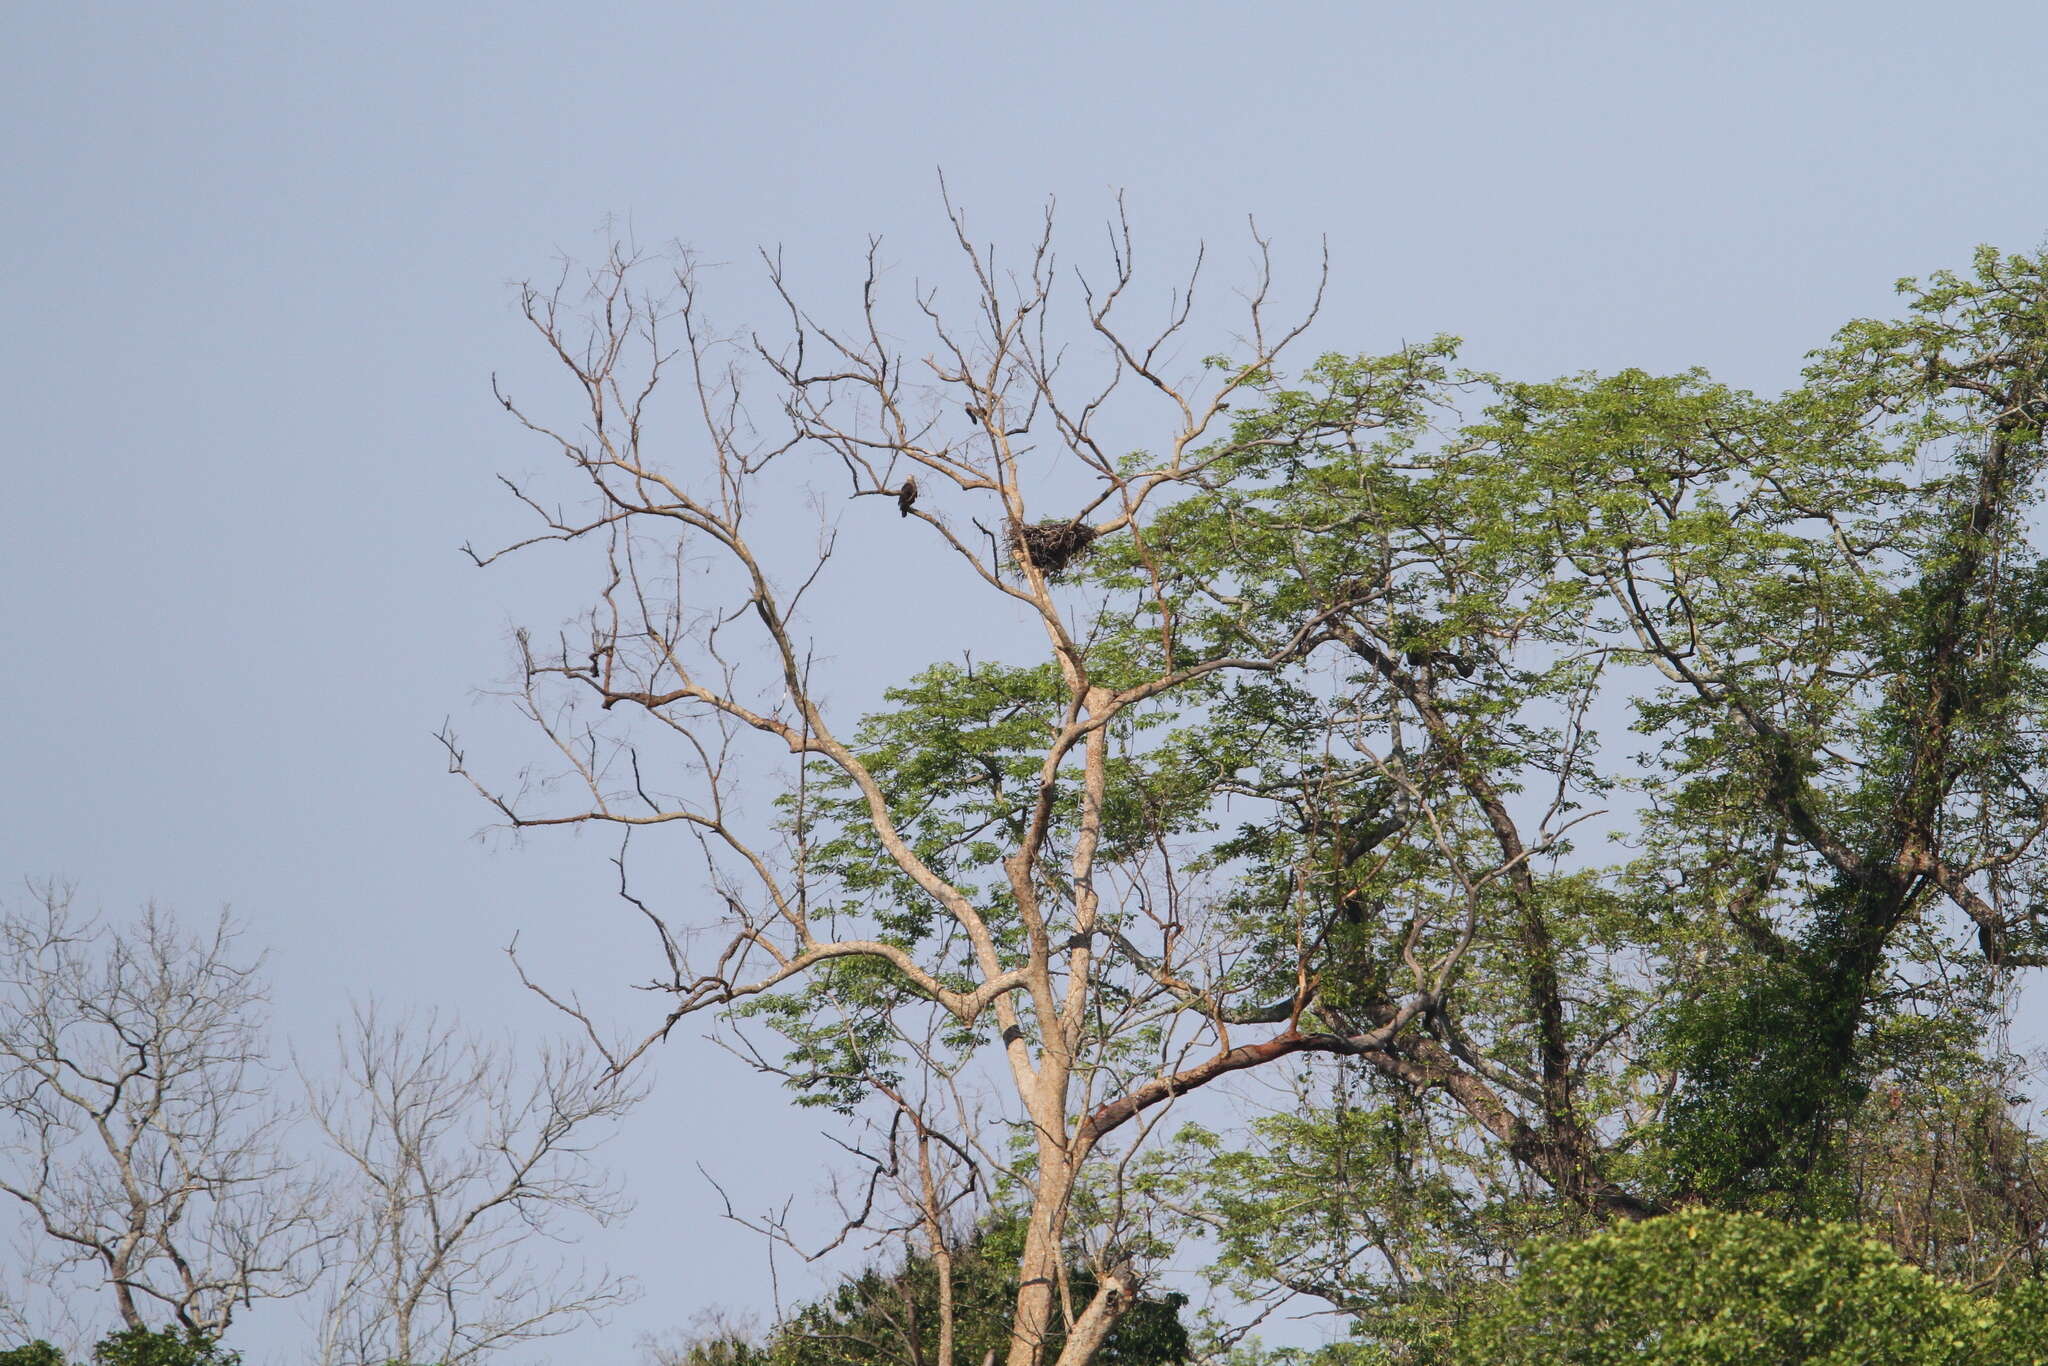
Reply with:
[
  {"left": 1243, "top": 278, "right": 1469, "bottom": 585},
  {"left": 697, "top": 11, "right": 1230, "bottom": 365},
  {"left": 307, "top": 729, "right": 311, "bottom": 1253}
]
[{"left": 447, "top": 224, "right": 2048, "bottom": 1366}]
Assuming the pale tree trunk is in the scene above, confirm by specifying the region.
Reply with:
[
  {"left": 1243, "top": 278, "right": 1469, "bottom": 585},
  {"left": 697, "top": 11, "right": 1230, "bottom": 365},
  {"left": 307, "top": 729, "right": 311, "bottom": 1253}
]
[
  {"left": 1052, "top": 1264, "right": 1140, "bottom": 1366},
  {"left": 108, "top": 1248, "right": 141, "bottom": 1330},
  {"left": 915, "top": 1130, "right": 956, "bottom": 1366},
  {"left": 1002, "top": 685, "right": 1108, "bottom": 1366},
  {"left": 1006, "top": 1146, "right": 1076, "bottom": 1366}
]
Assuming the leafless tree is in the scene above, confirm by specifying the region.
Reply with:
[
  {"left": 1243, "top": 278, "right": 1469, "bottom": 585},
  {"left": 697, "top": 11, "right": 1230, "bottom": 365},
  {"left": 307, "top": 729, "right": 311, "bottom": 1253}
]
[
  {"left": 447, "top": 198, "right": 1555, "bottom": 1366},
  {"left": 710, "top": 1011, "right": 988, "bottom": 1366},
  {"left": 303, "top": 1002, "right": 641, "bottom": 1366},
  {"left": 0, "top": 885, "right": 330, "bottom": 1337}
]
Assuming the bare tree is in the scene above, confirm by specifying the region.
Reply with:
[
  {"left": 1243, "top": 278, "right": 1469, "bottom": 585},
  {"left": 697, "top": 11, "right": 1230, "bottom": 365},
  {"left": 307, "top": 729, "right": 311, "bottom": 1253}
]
[
  {"left": 444, "top": 197, "right": 1567, "bottom": 1366},
  {"left": 303, "top": 1002, "right": 641, "bottom": 1366},
  {"left": 0, "top": 885, "right": 329, "bottom": 1338},
  {"left": 710, "top": 1014, "right": 988, "bottom": 1366}
]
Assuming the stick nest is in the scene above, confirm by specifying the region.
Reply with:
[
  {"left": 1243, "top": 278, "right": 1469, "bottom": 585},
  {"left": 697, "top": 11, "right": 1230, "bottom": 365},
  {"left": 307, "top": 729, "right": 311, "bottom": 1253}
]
[{"left": 1010, "top": 519, "right": 1100, "bottom": 579}]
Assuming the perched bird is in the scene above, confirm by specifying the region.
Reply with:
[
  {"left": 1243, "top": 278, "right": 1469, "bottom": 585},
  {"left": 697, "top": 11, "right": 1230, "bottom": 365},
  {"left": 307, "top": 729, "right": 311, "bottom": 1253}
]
[
  {"left": 965, "top": 404, "right": 988, "bottom": 425},
  {"left": 1403, "top": 645, "right": 1475, "bottom": 678},
  {"left": 897, "top": 477, "right": 919, "bottom": 517}
]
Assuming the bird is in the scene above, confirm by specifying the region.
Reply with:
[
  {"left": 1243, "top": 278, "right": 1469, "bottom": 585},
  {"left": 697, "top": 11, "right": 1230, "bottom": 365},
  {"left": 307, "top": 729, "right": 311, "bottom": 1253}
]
[
  {"left": 1403, "top": 645, "right": 1475, "bottom": 678},
  {"left": 897, "top": 477, "right": 919, "bottom": 517},
  {"left": 965, "top": 404, "right": 987, "bottom": 425}
]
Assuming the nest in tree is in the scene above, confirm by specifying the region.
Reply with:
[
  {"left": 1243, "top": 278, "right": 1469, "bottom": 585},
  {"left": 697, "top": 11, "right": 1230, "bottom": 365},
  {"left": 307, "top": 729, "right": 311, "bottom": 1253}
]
[{"left": 1010, "top": 518, "right": 1100, "bottom": 579}]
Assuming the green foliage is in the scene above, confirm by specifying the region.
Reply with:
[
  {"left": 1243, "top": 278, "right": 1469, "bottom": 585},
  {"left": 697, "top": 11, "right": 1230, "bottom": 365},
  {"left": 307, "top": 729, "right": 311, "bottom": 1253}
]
[
  {"left": 1653, "top": 899, "right": 1885, "bottom": 1212},
  {"left": 1441, "top": 1210, "right": 2048, "bottom": 1366},
  {"left": 667, "top": 1335, "right": 773, "bottom": 1366},
  {"left": 1126, "top": 241, "right": 2048, "bottom": 1344},
  {"left": 0, "top": 1345, "right": 67, "bottom": 1366},
  {"left": 682, "top": 1219, "right": 1189, "bottom": 1366},
  {"left": 0, "top": 1330, "right": 242, "bottom": 1366},
  {"left": 88, "top": 1329, "right": 238, "bottom": 1366},
  {"left": 1151, "top": 1088, "right": 1541, "bottom": 1352}
]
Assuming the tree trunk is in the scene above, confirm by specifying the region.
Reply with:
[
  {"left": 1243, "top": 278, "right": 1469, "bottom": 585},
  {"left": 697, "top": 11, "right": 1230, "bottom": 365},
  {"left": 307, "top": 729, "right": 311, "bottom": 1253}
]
[
  {"left": 1007, "top": 1144, "right": 1077, "bottom": 1366},
  {"left": 1051, "top": 1264, "right": 1139, "bottom": 1366}
]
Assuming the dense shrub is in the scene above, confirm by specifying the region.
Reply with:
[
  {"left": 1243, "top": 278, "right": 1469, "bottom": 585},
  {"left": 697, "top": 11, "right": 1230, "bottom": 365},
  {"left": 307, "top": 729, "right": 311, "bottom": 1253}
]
[{"left": 1445, "top": 1209, "right": 2048, "bottom": 1366}]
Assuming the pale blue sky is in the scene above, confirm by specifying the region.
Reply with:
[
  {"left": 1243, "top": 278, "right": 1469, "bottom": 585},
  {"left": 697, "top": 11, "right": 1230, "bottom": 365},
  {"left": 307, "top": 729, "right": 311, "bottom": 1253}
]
[{"left": 4, "top": 0, "right": 2047, "bottom": 1357}]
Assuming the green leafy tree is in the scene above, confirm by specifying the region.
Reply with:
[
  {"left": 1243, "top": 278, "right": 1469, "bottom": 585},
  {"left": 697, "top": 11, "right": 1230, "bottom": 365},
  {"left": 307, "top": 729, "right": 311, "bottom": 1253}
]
[
  {"left": 1137, "top": 246, "right": 2048, "bottom": 1345},
  {"left": 1496, "top": 250, "right": 2048, "bottom": 1208}
]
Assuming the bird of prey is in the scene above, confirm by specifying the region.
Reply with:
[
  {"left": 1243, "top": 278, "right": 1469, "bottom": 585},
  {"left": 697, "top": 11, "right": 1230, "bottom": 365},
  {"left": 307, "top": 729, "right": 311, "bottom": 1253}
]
[{"left": 898, "top": 477, "right": 919, "bottom": 517}]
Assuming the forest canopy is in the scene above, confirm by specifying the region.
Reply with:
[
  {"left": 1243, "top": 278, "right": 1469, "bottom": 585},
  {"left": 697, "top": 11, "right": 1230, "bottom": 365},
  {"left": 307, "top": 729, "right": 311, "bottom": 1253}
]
[{"left": 438, "top": 225, "right": 2048, "bottom": 1366}]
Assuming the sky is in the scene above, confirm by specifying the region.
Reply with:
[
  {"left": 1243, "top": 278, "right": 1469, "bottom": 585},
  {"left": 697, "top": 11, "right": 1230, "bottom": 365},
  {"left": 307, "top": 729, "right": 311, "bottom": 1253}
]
[{"left": 3, "top": 0, "right": 2048, "bottom": 1357}]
